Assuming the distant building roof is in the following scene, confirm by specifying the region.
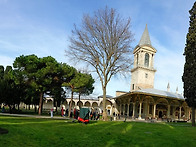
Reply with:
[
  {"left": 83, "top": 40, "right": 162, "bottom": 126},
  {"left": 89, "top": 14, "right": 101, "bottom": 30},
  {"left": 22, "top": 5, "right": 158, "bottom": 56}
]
[
  {"left": 98, "top": 95, "right": 113, "bottom": 98},
  {"left": 116, "top": 90, "right": 129, "bottom": 93}
]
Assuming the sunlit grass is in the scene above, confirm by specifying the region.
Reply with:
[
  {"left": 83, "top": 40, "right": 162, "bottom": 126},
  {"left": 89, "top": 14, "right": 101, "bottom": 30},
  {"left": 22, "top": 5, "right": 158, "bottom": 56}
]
[{"left": 0, "top": 115, "right": 196, "bottom": 147}]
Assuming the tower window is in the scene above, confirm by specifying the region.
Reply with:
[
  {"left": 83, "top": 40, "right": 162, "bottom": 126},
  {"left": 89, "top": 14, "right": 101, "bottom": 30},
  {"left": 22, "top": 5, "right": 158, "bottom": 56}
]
[
  {"left": 136, "top": 54, "right": 139, "bottom": 65},
  {"left": 132, "top": 84, "right": 134, "bottom": 90},
  {"left": 144, "top": 53, "right": 149, "bottom": 67},
  {"left": 145, "top": 73, "right": 148, "bottom": 78}
]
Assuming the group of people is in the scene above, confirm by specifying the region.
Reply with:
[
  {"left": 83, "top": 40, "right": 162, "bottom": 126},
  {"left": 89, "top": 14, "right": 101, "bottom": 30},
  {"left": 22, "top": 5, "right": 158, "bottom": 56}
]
[
  {"left": 90, "top": 110, "right": 100, "bottom": 120},
  {"left": 61, "top": 107, "right": 79, "bottom": 119},
  {"left": 60, "top": 107, "right": 101, "bottom": 120},
  {"left": 0, "top": 106, "right": 5, "bottom": 113}
]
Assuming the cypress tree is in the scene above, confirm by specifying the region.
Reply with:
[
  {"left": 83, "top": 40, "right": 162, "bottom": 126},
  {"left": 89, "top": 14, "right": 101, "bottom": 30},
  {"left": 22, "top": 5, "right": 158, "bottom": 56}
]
[
  {"left": 182, "top": 2, "right": 196, "bottom": 127},
  {"left": 0, "top": 66, "right": 4, "bottom": 79}
]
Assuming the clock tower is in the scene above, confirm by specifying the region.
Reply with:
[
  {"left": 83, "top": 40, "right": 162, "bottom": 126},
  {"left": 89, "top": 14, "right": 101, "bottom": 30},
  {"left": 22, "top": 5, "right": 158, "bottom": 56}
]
[{"left": 131, "top": 25, "right": 157, "bottom": 91}]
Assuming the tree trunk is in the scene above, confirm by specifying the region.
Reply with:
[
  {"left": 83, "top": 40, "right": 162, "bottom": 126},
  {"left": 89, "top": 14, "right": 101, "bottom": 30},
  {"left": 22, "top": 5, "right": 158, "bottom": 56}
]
[
  {"left": 34, "top": 105, "right": 37, "bottom": 112},
  {"left": 38, "top": 92, "right": 43, "bottom": 115},
  {"left": 69, "top": 89, "right": 74, "bottom": 118},
  {"left": 53, "top": 100, "right": 58, "bottom": 113},
  {"left": 79, "top": 92, "right": 81, "bottom": 109},
  {"left": 192, "top": 106, "right": 195, "bottom": 127},
  {"left": 28, "top": 105, "right": 30, "bottom": 110},
  {"left": 55, "top": 104, "right": 58, "bottom": 113},
  {"left": 9, "top": 105, "right": 12, "bottom": 114},
  {"left": 41, "top": 96, "right": 44, "bottom": 114},
  {"left": 102, "top": 86, "right": 108, "bottom": 121}
]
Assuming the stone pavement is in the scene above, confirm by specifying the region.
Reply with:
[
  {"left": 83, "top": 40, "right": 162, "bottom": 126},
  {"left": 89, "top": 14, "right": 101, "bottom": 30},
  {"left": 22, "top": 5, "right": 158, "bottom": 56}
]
[{"left": 0, "top": 112, "right": 70, "bottom": 120}]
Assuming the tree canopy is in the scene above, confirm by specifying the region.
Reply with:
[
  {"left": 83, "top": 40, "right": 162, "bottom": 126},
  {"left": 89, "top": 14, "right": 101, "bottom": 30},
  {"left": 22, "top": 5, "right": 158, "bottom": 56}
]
[{"left": 73, "top": 72, "right": 95, "bottom": 108}]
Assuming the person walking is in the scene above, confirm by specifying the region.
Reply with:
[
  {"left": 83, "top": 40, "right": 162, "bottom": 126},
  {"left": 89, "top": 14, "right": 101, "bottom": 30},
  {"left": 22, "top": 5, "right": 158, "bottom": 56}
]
[
  {"left": 90, "top": 111, "right": 93, "bottom": 120},
  {"left": 50, "top": 109, "right": 53, "bottom": 118},
  {"left": 61, "top": 107, "right": 64, "bottom": 117}
]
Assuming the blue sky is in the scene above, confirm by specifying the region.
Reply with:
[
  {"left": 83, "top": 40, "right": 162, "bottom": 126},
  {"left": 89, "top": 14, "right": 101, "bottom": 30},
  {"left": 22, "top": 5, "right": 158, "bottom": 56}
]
[{"left": 0, "top": 0, "right": 195, "bottom": 97}]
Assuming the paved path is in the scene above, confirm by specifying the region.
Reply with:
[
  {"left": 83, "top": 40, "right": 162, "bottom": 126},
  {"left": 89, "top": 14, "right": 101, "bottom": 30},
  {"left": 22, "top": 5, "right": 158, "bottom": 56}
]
[{"left": 0, "top": 112, "right": 70, "bottom": 120}]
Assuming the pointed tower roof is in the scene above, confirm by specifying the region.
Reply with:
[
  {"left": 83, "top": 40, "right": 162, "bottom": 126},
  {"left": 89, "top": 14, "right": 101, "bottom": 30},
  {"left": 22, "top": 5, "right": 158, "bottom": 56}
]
[
  {"left": 139, "top": 24, "right": 152, "bottom": 46},
  {"left": 167, "top": 82, "right": 170, "bottom": 92},
  {"left": 176, "top": 87, "right": 178, "bottom": 94}
]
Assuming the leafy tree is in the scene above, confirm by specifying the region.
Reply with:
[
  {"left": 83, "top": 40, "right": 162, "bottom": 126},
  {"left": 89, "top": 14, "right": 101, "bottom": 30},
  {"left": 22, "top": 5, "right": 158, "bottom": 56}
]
[
  {"left": 49, "top": 63, "right": 74, "bottom": 112},
  {"left": 13, "top": 65, "right": 26, "bottom": 110},
  {"left": 36, "top": 56, "right": 60, "bottom": 115},
  {"left": 67, "top": 7, "right": 134, "bottom": 120},
  {"left": 0, "top": 66, "right": 4, "bottom": 103},
  {"left": 13, "top": 55, "right": 60, "bottom": 115},
  {"left": 182, "top": 2, "right": 196, "bottom": 126},
  {"left": 13, "top": 55, "right": 76, "bottom": 115},
  {"left": 0, "top": 66, "right": 20, "bottom": 113},
  {"left": 62, "top": 66, "right": 77, "bottom": 117},
  {"left": 0, "top": 67, "right": 4, "bottom": 104},
  {"left": 0, "top": 66, "right": 4, "bottom": 79},
  {"left": 74, "top": 72, "right": 94, "bottom": 108},
  {"left": 14, "top": 55, "right": 40, "bottom": 113},
  {"left": 0, "top": 65, "right": 25, "bottom": 112}
]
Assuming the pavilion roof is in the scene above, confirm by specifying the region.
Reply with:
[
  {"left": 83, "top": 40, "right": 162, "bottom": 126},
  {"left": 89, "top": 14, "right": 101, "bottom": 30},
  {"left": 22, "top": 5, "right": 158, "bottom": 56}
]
[
  {"left": 114, "top": 88, "right": 185, "bottom": 101},
  {"left": 133, "top": 88, "right": 184, "bottom": 100}
]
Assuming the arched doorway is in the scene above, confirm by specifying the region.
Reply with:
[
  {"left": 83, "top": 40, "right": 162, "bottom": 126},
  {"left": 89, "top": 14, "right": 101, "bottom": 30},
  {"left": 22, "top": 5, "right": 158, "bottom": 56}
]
[
  {"left": 159, "top": 111, "right": 163, "bottom": 118},
  {"left": 84, "top": 101, "right": 91, "bottom": 107},
  {"left": 69, "top": 101, "right": 75, "bottom": 109},
  {"left": 77, "top": 101, "right": 83, "bottom": 108},
  {"left": 92, "top": 102, "right": 98, "bottom": 108},
  {"left": 156, "top": 98, "right": 168, "bottom": 118}
]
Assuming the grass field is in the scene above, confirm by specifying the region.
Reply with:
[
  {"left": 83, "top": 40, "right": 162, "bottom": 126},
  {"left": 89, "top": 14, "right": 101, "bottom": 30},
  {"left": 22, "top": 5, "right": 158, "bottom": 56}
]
[{"left": 0, "top": 115, "right": 196, "bottom": 147}]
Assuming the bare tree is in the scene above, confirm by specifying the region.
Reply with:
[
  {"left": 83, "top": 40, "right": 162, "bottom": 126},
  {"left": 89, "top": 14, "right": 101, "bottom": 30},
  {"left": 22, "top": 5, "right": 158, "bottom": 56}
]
[{"left": 67, "top": 7, "right": 134, "bottom": 121}]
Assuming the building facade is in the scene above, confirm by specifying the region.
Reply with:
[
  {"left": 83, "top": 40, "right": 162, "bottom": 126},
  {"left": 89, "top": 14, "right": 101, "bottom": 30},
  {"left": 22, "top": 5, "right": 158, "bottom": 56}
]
[
  {"left": 43, "top": 95, "right": 117, "bottom": 116},
  {"left": 115, "top": 25, "right": 192, "bottom": 120}
]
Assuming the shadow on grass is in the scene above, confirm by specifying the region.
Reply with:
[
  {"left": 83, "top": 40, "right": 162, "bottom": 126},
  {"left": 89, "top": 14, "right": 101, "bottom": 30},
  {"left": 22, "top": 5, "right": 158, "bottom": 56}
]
[{"left": 0, "top": 128, "right": 9, "bottom": 135}]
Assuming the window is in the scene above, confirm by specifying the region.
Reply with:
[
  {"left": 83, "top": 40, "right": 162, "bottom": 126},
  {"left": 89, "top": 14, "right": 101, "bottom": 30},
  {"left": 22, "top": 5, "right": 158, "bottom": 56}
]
[
  {"left": 132, "top": 84, "right": 134, "bottom": 90},
  {"left": 144, "top": 53, "right": 149, "bottom": 67},
  {"left": 145, "top": 73, "right": 148, "bottom": 78},
  {"left": 136, "top": 54, "right": 139, "bottom": 65}
]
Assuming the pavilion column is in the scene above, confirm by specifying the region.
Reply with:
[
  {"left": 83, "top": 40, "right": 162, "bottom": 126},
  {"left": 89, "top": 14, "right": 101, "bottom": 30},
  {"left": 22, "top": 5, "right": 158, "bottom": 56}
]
[
  {"left": 153, "top": 104, "right": 156, "bottom": 119},
  {"left": 123, "top": 104, "right": 125, "bottom": 116},
  {"left": 189, "top": 109, "right": 191, "bottom": 120},
  {"left": 127, "top": 104, "right": 130, "bottom": 117},
  {"left": 187, "top": 107, "right": 190, "bottom": 120},
  {"left": 138, "top": 102, "right": 142, "bottom": 119},
  {"left": 185, "top": 107, "right": 188, "bottom": 120},
  {"left": 144, "top": 101, "right": 147, "bottom": 117},
  {"left": 179, "top": 107, "right": 182, "bottom": 120},
  {"left": 132, "top": 103, "right": 135, "bottom": 118},
  {"left": 119, "top": 104, "right": 122, "bottom": 115},
  {"left": 147, "top": 102, "right": 149, "bottom": 116},
  {"left": 167, "top": 105, "right": 170, "bottom": 118},
  {"left": 111, "top": 106, "right": 113, "bottom": 116},
  {"left": 173, "top": 107, "right": 176, "bottom": 119}
]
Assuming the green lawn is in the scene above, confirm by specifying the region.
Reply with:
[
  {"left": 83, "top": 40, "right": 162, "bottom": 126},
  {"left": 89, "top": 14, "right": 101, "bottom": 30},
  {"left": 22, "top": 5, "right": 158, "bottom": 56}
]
[{"left": 0, "top": 115, "right": 196, "bottom": 147}]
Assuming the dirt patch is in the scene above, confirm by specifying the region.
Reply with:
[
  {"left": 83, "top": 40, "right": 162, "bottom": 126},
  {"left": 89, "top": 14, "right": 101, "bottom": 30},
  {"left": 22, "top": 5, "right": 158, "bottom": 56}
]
[{"left": 0, "top": 128, "right": 9, "bottom": 135}]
